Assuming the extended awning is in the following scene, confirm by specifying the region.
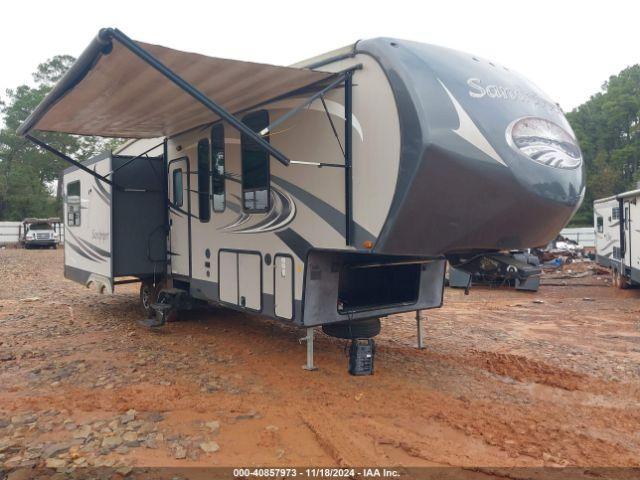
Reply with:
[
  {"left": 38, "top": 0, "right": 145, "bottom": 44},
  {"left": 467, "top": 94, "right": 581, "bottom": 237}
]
[
  {"left": 19, "top": 28, "right": 358, "bottom": 244},
  {"left": 18, "top": 28, "right": 335, "bottom": 142}
]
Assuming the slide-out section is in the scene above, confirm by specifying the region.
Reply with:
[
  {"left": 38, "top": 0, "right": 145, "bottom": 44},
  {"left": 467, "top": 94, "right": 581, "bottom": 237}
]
[{"left": 62, "top": 152, "right": 166, "bottom": 292}]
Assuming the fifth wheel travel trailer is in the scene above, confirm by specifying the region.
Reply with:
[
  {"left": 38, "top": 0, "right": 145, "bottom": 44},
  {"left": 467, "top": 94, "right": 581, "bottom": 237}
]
[
  {"left": 18, "top": 28, "right": 584, "bottom": 371},
  {"left": 594, "top": 189, "right": 640, "bottom": 288}
]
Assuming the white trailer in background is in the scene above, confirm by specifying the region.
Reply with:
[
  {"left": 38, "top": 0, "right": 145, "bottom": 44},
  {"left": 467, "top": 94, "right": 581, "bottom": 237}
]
[{"left": 594, "top": 190, "right": 640, "bottom": 288}]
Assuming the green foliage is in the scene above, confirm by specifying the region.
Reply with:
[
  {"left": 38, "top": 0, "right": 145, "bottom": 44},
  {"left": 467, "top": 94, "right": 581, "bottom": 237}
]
[
  {"left": 0, "top": 56, "right": 118, "bottom": 221},
  {"left": 566, "top": 65, "right": 640, "bottom": 226}
]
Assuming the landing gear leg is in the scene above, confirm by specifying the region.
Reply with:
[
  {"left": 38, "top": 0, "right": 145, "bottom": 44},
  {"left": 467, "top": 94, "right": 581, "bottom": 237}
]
[
  {"left": 300, "top": 327, "right": 317, "bottom": 371},
  {"left": 416, "top": 310, "right": 425, "bottom": 350}
]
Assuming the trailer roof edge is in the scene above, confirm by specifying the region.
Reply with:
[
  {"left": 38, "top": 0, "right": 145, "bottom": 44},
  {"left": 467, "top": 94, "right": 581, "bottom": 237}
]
[{"left": 594, "top": 188, "right": 640, "bottom": 204}]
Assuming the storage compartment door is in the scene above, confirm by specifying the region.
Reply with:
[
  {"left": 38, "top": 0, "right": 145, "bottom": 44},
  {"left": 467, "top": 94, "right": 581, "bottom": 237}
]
[
  {"left": 238, "top": 253, "right": 261, "bottom": 311},
  {"left": 219, "top": 251, "right": 238, "bottom": 304},
  {"left": 274, "top": 255, "right": 294, "bottom": 319}
]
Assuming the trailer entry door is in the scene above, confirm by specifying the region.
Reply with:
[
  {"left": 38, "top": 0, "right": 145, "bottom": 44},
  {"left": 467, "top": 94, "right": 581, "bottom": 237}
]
[{"left": 168, "top": 157, "right": 190, "bottom": 279}]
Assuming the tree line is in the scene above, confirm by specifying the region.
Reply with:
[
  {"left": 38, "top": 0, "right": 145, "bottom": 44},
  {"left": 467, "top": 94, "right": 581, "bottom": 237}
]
[
  {"left": 0, "top": 56, "right": 117, "bottom": 221},
  {"left": 1, "top": 55, "right": 639, "bottom": 227},
  {"left": 567, "top": 65, "right": 640, "bottom": 225}
]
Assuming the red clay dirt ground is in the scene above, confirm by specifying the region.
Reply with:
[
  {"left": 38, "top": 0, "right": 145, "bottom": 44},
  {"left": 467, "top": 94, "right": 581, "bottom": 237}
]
[{"left": 0, "top": 249, "right": 639, "bottom": 477}]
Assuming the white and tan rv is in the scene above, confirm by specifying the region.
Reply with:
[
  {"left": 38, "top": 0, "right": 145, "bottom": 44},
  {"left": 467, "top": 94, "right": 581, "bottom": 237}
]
[
  {"left": 594, "top": 190, "right": 640, "bottom": 288},
  {"left": 18, "top": 28, "right": 584, "bottom": 368}
]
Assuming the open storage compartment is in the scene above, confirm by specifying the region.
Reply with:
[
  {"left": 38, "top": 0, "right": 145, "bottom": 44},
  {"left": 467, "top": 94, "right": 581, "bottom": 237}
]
[
  {"left": 302, "top": 250, "right": 446, "bottom": 327},
  {"left": 338, "top": 263, "right": 421, "bottom": 313}
]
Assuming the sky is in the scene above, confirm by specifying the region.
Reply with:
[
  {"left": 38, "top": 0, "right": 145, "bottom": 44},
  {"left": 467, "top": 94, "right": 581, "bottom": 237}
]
[{"left": 0, "top": 0, "right": 638, "bottom": 115}]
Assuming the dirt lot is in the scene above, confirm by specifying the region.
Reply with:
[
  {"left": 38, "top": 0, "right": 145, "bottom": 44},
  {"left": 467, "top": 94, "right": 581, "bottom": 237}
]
[{"left": 1, "top": 249, "right": 639, "bottom": 475}]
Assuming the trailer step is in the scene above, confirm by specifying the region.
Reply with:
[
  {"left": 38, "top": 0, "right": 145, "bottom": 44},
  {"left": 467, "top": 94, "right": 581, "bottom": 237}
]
[{"left": 138, "top": 302, "right": 173, "bottom": 328}]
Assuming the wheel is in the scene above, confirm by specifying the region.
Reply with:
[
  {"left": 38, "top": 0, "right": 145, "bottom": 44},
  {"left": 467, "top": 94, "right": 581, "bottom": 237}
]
[
  {"left": 140, "top": 281, "right": 161, "bottom": 316},
  {"left": 322, "top": 318, "right": 381, "bottom": 339}
]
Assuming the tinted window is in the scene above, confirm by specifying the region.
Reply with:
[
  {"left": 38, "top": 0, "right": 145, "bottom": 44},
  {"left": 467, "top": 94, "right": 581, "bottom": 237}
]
[
  {"left": 173, "top": 169, "right": 183, "bottom": 207},
  {"left": 197, "top": 140, "right": 210, "bottom": 222},
  {"left": 66, "top": 181, "right": 81, "bottom": 226},
  {"left": 596, "top": 216, "right": 603, "bottom": 233},
  {"left": 241, "top": 111, "right": 270, "bottom": 212},
  {"left": 211, "top": 124, "right": 225, "bottom": 212},
  {"left": 30, "top": 223, "right": 52, "bottom": 231}
]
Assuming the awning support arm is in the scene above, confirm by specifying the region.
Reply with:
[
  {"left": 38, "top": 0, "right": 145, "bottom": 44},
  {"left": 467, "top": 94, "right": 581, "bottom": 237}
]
[
  {"left": 320, "top": 96, "right": 345, "bottom": 157},
  {"left": 104, "top": 28, "right": 292, "bottom": 167},
  {"left": 105, "top": 139, "right": 165, "bottom": 177},
  {"left": 25, "top": 134, "right": 116, "bottom": 188},
  {"left": 290, "top": 160, "right": 345, "bottom": 168},
  {"left": 259, "top": 72, "right": 349, "bottom": 137},
  {"left": 344, "top": 70, "right": 354, "bottom": 246}
]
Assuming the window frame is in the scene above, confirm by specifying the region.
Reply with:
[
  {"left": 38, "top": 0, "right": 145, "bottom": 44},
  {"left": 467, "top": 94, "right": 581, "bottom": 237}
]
[
  {"left": 172, "top": 168, "right": 184, "bottom": 208},
  {"left": 241, "top": 110, "right": 271, "bottom": 213},
  {"left": 612, "top": 206, "right": 620, "bottom": 220},
  {"left": 211, "top": 123, "right": 226, "bottom": 213},
  {"left": 66, "top": 180, "right": 81, "bottom": 227},
  {"left": 625, "top": 206, "right": 630, "bottom": 230},
  {"left": 197, "top": 139, "right": 211, "bottom": 222},
  {"left": 596, "top": 216, "right": 604, "bottom": 233}
]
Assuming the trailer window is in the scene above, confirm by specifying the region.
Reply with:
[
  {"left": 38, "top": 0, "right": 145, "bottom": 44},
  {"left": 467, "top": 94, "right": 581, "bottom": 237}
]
[
  {"left": 612, "top": 207, "right": 620, "bottom": 220},
  {"left": 66, "top": 181, "right": 81, "bottom": 226},
  {"left": 197, "top": 139, "right": 210, "bottom": 222},
  {"left": 211, "top": 124, "right": 225, "bottom": 212},
  {"left": 173, "top": 169, "right": 183, "bottom": 207},
  {"left": 596, "top": 216, "right": 603, "bottom": 233},
  {"left": 241, "top": 110, "right": 270, "bottom": 212},
  {"left": 625, "top": 206, "right": 630, "bottom": 230}
]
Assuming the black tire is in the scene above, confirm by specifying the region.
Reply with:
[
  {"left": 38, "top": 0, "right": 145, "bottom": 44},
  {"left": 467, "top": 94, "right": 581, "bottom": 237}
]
[
  {"left": 322, "top": 318, "right": 381, "bottom": 339},
  {"left": 140, "top": 281, "right": 161, "bottom": 316}
]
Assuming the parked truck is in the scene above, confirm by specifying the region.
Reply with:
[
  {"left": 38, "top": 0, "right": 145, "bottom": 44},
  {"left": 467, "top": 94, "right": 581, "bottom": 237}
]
[{"left": 19, "top": 218, "right": 61, "bottom": 249}]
